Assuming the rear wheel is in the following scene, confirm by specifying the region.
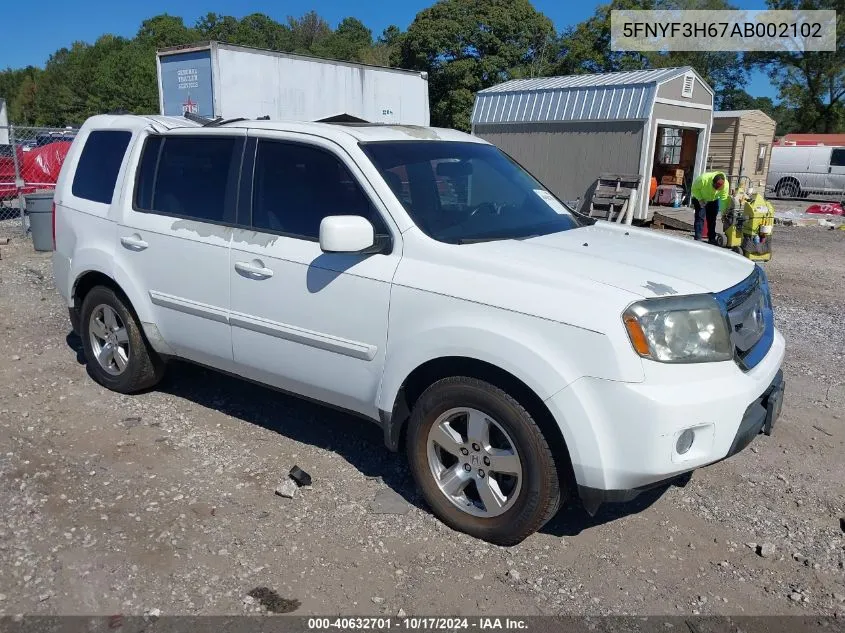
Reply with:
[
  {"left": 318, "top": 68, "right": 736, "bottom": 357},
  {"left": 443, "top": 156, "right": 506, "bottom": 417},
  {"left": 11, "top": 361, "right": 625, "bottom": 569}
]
[
  {"left": 80, "top": 286, "right": 164, "bottom": 393},
  {"left": 407, "top": 377, "right": 562, "bottom": 545},
  {"left": 776, "top": 179, "right": 799, "bottom": 198}
]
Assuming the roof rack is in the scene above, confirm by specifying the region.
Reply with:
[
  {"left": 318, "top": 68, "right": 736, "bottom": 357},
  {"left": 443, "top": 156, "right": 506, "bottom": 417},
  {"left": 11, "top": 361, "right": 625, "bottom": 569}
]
[
  {"left": 183, "top": 111, "right": 217, "bottom": 125},
  {"left": 183, "top": 112, "right": 251, "bottom": 127},
  {"left": 205, "top": 117, "right": 249, "bottom": 127}
]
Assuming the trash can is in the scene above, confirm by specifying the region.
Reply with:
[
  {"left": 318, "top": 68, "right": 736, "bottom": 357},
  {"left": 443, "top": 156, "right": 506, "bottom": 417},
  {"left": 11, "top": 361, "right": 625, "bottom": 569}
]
[{"left": 24, "top": 192, "right": 54, "bottom": 252}]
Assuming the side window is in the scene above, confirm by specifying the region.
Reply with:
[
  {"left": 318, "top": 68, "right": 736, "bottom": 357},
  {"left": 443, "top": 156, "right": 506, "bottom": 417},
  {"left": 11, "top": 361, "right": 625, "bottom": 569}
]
[
  {"left": 133, "top": 135, "right": 241, "bottom": 224},
  {"left": 252, "top": 140, "right": 387, "bottom": 239},
  {"left": 831, "top": 148, "right": 845, "bottom": 167},
  {"left": 71, "top": 131, "right": 132, "bottom": 204}
]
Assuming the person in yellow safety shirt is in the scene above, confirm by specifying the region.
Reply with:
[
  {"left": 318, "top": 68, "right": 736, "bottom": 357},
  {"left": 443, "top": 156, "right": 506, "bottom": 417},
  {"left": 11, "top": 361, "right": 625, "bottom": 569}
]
[{"left": 690, "top": 171, "right": 731, "bottom": 244}]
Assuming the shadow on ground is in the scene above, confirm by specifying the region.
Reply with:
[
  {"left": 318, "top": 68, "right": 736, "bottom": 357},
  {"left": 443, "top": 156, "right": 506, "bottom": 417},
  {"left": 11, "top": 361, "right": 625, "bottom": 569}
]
[{"left": 65, "top": 333, "right": 680, "bottom": 541}]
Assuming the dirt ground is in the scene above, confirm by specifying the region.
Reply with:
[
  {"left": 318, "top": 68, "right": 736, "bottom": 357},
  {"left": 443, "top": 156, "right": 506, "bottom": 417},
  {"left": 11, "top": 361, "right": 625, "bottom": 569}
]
[{"left": 0, "top": 218, "right": 843, "bottom": 617}]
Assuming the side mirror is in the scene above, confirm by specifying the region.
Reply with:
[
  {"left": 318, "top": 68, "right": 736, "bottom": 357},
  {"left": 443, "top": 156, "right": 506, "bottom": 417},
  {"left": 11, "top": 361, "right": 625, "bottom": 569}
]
[{"left": 319, "top": 215, "right": 375, "bottom": 253}]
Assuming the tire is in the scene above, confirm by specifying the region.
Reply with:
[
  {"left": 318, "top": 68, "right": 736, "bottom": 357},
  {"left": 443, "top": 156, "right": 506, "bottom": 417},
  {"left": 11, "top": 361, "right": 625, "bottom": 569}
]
[
  {"left": 776, "top": 180, "right": 799, "bottom": 199},
  {"left": 80, "top": 285, "right": 164, "bottom": 393},
  {"left": 732, "top": 246, "right": 743, "bottom": 254},
  {"left": 406, "top": 377, "right": 562, "bottom": 546}
]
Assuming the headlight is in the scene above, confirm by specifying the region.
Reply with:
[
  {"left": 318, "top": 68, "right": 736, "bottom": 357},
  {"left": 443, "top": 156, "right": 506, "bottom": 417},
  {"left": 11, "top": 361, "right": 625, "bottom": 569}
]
[{"left": 623, "top": 295, "right": 732, "bottom": 363}]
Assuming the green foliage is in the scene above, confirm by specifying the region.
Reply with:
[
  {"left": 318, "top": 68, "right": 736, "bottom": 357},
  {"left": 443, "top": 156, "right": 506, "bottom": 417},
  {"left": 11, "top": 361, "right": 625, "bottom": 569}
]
[
  {"left": 745, "top": 0, "right": 844, "bottom": 133},
  {"left": 0, "top": 1, "right": 835, "bottom": 133},
  {"left": 398, "top": 0, "right": 556, "bottom": 130}
]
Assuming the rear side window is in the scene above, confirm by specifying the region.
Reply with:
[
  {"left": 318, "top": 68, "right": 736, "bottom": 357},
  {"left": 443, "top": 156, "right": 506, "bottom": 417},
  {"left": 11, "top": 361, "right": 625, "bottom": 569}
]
[
  {"left": 134, "top": 135, "right": 242, "bottom": 224},
  {"left": 831, "top": 148, "right": 845, "bottom": 167},
  {"left": 71, "top": 131, "right": 132, "bottom": 204}
]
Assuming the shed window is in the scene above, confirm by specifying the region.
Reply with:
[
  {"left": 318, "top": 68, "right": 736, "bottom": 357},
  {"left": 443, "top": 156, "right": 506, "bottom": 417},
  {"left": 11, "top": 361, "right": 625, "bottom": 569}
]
[
  {"left": 755, "top": 143, "right": 768, "bottom": 174},
  {"left": 659, "top": 128, "right": 683, "bottom": 165},
  {"left": 681, "top": 73, "right": 695, "bottom": 98}
]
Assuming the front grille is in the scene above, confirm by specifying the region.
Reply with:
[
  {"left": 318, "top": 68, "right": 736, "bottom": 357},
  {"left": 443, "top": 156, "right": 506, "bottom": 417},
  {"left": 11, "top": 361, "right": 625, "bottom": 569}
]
[{"left": 714, "top": 267, "right": 775, "bottom": 371}]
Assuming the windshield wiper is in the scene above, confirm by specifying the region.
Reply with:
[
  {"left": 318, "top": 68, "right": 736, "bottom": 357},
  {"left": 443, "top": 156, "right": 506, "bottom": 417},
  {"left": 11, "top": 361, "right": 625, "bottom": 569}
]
[{"left": 456, "top": 236, "right": 513, "bottom": 244}]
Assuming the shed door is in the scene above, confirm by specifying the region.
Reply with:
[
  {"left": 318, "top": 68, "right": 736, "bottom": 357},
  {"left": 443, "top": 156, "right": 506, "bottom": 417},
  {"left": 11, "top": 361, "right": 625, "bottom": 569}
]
[{"left": 740, "top": 134, "right": 757, "bottom": 178}]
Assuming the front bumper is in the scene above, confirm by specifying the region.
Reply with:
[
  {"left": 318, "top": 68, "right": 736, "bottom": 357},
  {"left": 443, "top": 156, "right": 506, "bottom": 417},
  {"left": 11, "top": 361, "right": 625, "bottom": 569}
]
[
  {"left": 545, "top": 328, "right": 785, "bottom": 514},
  {"left": 576, "top": 369, "right": 785, "bottom": 514}
]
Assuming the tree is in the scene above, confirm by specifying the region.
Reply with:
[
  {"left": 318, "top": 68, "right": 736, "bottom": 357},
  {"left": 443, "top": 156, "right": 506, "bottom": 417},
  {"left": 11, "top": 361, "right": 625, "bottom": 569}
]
[
  {"left": 0, "top": 66, "right": 41, "bottom": 123},
  {"left": 746, "top": 0, "right": 845, "bottom": 133},
  {"left": 399, "top": 0, "right": 556, "bottom": 130},
  {"left": 554, "top": 0, "right": 652, "bottom": 75},
  {"left": 135, "top": 14, "right": 197, "bottom": 49},
  {"left": 556, "top": 0, "right": 744, "bottom": 96},
  {"left": 195, "top": 13, "right": 243, "bottom": 43},
  {"left": 315, "top": 17, "right": 373, "bottom": 62},
  {"left": 287, "top": 11, "right": 332, "bottom": 54}
]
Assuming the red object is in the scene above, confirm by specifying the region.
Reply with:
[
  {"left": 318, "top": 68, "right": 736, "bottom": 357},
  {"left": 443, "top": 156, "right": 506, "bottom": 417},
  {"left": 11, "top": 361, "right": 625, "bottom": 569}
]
[
  {"left": 775, "top": 133, "right": 845, "bottom": 147},
  {"left": 805, "top": 202, "right": 844, "bottom": 216},
  {"left": 0, "top": 141, "right": 71, "bottom": 200},
  {"left": 21, "top": 141, "right": 72, "bottom": 186}
]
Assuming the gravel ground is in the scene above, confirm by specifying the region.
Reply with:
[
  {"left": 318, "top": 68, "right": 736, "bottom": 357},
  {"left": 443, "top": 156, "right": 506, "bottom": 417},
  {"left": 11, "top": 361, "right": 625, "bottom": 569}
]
[{"left": 0, "top": 218, "right": 843, "bottom": 617}]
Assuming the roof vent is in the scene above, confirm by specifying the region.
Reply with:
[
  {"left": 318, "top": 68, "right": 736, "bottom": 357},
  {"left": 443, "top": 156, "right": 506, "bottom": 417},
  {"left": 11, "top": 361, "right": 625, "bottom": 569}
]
[{"left": 681, "top": 73, "right": 695, "bottom": 98}]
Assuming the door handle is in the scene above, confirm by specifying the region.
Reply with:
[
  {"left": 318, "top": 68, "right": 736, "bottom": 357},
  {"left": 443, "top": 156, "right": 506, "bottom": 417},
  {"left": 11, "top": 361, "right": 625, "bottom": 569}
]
[
  {"left": 235, "top": 260, "right": 274, "bottom": 279},
  {"left": 120, "top": 234, "right": 149, "bottom": 251}
]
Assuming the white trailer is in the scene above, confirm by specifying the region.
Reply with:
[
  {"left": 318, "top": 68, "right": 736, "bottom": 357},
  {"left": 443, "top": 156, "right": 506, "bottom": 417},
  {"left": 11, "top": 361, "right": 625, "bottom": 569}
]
[
  {"left": 156, "top": 42, "right": 430, "bottom": 126},
  {"left": 0, "top": 99, "right": 8, "bottom": 145}
]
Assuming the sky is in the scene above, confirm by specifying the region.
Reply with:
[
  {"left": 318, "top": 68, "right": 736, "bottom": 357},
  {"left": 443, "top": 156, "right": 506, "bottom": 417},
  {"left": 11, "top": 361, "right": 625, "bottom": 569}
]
[{"left": 0, "top": 0, "right": 777, "bottom": 100}]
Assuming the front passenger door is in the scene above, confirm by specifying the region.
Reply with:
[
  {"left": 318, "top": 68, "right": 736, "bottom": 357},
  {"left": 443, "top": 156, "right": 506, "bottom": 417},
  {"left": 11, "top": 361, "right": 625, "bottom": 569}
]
[
  {"left": 229, "top": 134, "right": 401, "bottom": 418},
  {"left": 825, "top": 148, "right": 845, "bottom": 193}
]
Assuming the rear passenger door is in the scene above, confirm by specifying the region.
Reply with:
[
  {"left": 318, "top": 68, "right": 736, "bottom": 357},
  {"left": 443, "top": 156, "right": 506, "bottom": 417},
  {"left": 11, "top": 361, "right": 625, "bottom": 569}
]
[
  {"left": 229, "top": 133, "right": 401, "bottom": 418},
  {"left": 114, "top": 129, "right": 245, "bottom": 371}
]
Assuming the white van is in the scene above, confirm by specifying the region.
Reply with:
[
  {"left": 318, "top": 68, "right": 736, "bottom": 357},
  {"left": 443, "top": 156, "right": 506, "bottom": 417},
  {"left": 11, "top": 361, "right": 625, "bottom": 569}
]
[
  {"left": 52, "top": 114, "right": 786, "bottom": 545},
  {"left": 767, "top": 145, "right": 845, "bottom": 198}
]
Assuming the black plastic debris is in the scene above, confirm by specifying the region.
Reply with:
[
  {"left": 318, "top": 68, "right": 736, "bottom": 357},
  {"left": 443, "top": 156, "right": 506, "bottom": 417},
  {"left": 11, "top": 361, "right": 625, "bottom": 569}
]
[
  {"left": 289, "top": 465, "right": 312, "bottom": 487},
  {"left": 840, "top": 517, "right": 844, "bottom": 533},
  {"left": 247, "top": 587, "right": 300, "bottom": 613}
]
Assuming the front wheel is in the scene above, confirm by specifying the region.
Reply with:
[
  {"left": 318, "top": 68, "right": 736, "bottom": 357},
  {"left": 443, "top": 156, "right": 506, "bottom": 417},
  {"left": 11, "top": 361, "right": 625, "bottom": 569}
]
[{"left": 406, "top": 377, "right": 562, "bottom": 546}]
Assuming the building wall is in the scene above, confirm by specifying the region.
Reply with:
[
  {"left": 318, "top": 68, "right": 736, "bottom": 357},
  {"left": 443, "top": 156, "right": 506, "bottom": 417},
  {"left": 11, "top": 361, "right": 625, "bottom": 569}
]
[
  {"left": 474, "top": 121, "right": 644, "bottom": 210},
  {"left": 735, "top": 112, "right": 777, "bottom": 186},
  {"left": 708, "top": 112, "right": 776, "bottom": 187},
  {"left": 657, "top": 74, "right": 713, "bottom": 107},
  {"left": 708, "top": 117, "right": 738, "bottom": 173},
  {"left": 652, "top": 103, "right": 713, "bottom": 126}
]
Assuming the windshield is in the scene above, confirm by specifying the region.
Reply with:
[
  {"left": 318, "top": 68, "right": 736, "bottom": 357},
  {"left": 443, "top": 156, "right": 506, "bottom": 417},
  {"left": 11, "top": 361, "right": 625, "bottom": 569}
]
[{"left": 361, "top": 141, "right": 584, "bottom": 244}]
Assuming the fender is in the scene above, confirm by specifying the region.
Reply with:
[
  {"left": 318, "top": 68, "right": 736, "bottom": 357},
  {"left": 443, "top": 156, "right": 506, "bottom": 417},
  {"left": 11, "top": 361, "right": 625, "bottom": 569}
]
[
  {"left": 377, "top": 318, "right": 617, "bottom": 456},
  {"left": 72, "top": 253, "right": 175, "bottom": 356}
]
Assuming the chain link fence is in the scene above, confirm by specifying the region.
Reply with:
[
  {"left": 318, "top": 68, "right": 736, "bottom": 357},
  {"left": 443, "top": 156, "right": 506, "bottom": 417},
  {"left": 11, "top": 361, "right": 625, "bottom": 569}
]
[{"left": 0, "top": 125, "right": 77, "bottom": 232}]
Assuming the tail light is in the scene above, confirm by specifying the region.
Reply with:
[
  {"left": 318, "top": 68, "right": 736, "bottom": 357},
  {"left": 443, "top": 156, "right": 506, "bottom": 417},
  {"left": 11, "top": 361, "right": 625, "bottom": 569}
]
[{"left": 51, "top": 201, "right": 56, "bottom": 250}]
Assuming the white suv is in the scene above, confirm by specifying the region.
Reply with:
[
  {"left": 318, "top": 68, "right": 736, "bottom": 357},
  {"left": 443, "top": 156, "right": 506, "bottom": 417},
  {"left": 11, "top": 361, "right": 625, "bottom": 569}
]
[{"left": 52, "top": 115, "right": 786, "bottom": 545}]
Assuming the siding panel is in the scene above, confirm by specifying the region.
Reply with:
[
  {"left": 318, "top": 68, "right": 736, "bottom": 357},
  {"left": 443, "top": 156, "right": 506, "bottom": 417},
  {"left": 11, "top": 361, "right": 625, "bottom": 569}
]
[
  {"left": 475, "top": 121, "right": 645, "bottom": 212},
  {"left": 657, "top": 74, "right": 713, "bottom": 106}
]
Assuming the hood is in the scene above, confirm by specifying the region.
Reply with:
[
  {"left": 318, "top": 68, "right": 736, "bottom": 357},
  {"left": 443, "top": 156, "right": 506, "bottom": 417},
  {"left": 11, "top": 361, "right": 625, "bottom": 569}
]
[
  {"left": 395, "top": 222, "right": 756, "bottom": 338},
  {"left": 470, "top": 222, "right": 755, "bottom": 299}
]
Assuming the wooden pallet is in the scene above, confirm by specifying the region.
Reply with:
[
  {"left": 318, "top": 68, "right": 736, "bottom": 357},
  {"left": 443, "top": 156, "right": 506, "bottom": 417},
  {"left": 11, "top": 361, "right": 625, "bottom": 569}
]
[{"left": 588, "top": 173, "right": 642, "bottom": 222}]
